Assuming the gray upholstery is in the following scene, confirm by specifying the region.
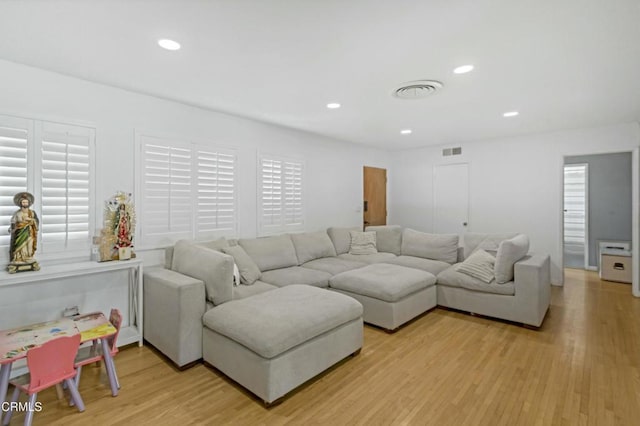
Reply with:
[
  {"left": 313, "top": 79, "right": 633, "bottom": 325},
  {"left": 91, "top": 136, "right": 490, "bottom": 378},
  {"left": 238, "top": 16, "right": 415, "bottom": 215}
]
[
  {"left": 437, "top": 254, "right": 551, "bottom": 327},
  {"left": 232, "top": 281, "right": 277, "bottom": 300},
  {"left": 437, "top": 264, "right": 515, "bottom": 295},
  {"left": 330, "top": 263, "right": 436, "bottom": 302},
  {"left": 385, "top": 255, "right": 451, "bottom": 275},
  {"left": 401, "top": 228, "right": 459, "bottom": 264},
  {"left": 365, "top": 225, "right": 403, "bottom": 255},
  {"left": 260, "top": 266, "right": 332, "bottom": 288},
  {"left": 495, "top": 234, "right": 530, "bottom": 283},
  {"left": 143, "top": 267, "right": 206, "bottom": 367},
  {"left": 301, "top": 257, "right": 367, "bottom": 275},
  {"left": 239, "top": 235, "right": 298, "bottom": 272},
  {"left": 221, "top": 245, "right": 262, "bottom": 285},
  {"left": 327, "top": 226, "right": 361, "bottom": 255},
  {"left": 171, "top": 240, "right": 234, "bottom": 306},
  {"left": 290, "top": 231, "right": 337, "bottom": 264},
  {"left": 164, "top": 237, "right": 231, "bottom": 269},
  {"left": 203, "top": 285, "right": 363, "bottom": 358},
  {"left": 338, "top": 252, "right": 397, "bottom": 264},
  {"left": 462, "top": 232, "right": 518, "bottom": 259}
]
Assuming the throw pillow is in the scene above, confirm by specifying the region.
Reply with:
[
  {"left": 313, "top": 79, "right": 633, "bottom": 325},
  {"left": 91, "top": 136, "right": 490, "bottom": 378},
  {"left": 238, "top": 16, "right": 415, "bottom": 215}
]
[
  {"left": 221, "top": 245, "right": 262, "bottom": 285},
  {"left": 494, "top": 234, "right": 530, "bottom": 284},
  {"left": 456, "top": 249, "right": 495, "bottom": 284},
  {"left": 349, "top": 231, "right": 378, "bottom": 255}
]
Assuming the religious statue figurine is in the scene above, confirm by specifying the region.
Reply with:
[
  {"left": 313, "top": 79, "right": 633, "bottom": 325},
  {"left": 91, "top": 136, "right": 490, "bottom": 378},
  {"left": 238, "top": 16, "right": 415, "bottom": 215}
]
[{"left": 7, "top": 192, "right": 41, "bottom": 273}]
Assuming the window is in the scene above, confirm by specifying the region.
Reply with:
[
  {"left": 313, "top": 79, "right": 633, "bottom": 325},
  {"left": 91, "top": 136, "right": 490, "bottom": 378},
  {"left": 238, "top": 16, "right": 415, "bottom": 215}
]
[
  {"left": 0, "top": 114, "right": 95, "bottom": 261},
  {"left": 258, "top": 154, "right": 304, "bottom": 235},
  {"left": 137, "top": 133, "right": 237, "bottom": 247}
]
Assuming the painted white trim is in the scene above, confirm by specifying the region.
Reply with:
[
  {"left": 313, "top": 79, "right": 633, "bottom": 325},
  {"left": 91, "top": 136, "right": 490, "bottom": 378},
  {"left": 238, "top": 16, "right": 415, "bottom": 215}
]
[{"left": 632, "top": 147, "right": 639, "bottom": 297}]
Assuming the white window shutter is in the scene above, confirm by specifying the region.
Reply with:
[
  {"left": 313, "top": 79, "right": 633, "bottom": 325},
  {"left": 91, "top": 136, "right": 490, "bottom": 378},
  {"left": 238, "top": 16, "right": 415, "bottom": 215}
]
[
  {"left": 38, "top": 121, "right": 94, "bottom": 253},
  {"left": 0, "top": 116, "right": 30, "bottom": 250},
  {"left": 259, "top": 155, "right": 304, "bottom": 235},
  {"left": 195, "top": 146, "right": 237, "bottom": 237}
]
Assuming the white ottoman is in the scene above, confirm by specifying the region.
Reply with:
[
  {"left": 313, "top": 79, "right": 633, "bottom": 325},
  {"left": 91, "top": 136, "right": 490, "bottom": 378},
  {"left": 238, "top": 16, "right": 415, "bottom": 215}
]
[
  {"left": 329, "top": 263, "right": 437, "bottom": 331},
  {"left": 202, "top": 285, "right": 363, "bottom": 405}
]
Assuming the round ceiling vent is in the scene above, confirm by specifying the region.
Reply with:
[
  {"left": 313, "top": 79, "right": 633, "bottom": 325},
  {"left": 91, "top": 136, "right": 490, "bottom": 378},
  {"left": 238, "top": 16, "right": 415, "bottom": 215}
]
[{"left": 392, "top": 80, "right": 443, "bottom": 99}]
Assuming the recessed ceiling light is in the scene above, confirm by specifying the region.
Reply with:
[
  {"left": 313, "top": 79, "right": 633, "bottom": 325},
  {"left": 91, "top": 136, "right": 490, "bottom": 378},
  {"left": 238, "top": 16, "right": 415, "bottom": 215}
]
[
  {"left": 503, "top": 111, "right": 519, "bottom": 117},
  {"left": 326, "top": 103, "right": 341, "bottom": 109},
  {"left": 400, "top": 129, "right": 412, "bottom": 135},
  {"left": 453, "top": 65, "right": 474, "bottom": 74},
  {"left": 158, "top": 39, "right": 181, "bottom": 51}
]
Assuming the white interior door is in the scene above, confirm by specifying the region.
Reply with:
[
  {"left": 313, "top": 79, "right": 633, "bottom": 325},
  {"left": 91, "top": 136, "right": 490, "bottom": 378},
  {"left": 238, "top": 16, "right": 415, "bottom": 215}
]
[{"left": 433, "top": 163, "right": 469, "bottom": 234}]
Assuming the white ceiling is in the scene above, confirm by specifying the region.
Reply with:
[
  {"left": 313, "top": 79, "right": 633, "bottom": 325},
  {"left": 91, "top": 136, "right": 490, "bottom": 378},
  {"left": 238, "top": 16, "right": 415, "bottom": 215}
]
[{"left": 1, "top": 0, "right": 639, "bottom": 150}]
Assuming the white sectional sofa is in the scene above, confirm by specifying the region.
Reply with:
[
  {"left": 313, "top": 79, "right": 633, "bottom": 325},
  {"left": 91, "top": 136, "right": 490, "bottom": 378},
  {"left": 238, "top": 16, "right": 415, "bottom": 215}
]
[{"left": 143, "top": 226, "right": 551, "bottom": 403}]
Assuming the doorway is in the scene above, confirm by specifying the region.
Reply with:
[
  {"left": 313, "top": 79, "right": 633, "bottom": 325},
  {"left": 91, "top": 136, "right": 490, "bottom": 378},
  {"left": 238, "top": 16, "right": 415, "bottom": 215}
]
[
  {"left": 563, "top": 164, "right": 588, "bottom": 269},
  {"left": 363, "top": 166, "right": 386, "bottom": 228}
]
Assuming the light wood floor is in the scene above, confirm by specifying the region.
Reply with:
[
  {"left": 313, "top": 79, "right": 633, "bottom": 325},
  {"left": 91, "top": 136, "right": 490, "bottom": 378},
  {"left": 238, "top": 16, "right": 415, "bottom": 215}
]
[{"left": 8, "top": 269, "right": 640, "bottom": 425}]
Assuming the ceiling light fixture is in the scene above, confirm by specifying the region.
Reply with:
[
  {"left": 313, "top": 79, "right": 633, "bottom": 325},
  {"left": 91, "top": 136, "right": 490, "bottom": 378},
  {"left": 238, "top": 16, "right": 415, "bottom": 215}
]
[
  {"left": 158, "top": 39, "right": 181, "bottom": 51},
  {"left": 453, "top": 64, "right": 474, "bottom": 74},
  {"left": 400, "top": 129, "right": 412, "bottom": 135},
  {"left": 326, "top": 103, "right": 341, "bottom": 109},
  {"left": 503, "top": 111, "right": 519, "bottom": 117}
]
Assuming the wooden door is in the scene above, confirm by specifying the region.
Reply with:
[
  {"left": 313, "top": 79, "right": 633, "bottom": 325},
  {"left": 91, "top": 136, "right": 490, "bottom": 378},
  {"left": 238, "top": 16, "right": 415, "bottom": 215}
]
[{"left": 363, "top": 166, "right": 387, "bottom": 228}]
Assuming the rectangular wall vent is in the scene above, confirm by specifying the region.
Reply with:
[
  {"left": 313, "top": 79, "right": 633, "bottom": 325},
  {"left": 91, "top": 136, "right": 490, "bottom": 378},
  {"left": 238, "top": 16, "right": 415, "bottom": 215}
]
[{"left": 442, "top": 147, "right": 462, "bottom": 156}]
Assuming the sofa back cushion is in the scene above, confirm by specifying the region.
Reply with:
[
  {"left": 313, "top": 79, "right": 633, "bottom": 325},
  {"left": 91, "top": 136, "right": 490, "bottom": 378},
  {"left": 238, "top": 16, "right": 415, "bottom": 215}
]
[
  {"left": 221, "top": 245, "right": 262, "bottom": 285},
  {"left": 400, "top": 228, "right": 458, "bottom": 264},
  {"left": 327, "top": 226, "right": 361, "bottom": 255},
  {"left": 365, "top": 225, "right": 402, "bottom": 255},
  {"left": 494, "top": 234, "right": 530, "bottom": 283},
  {"left": 290, "top": 231, "right": 337, "bottom": 264},
  {"left": 239, "top": 235, "right": 298, "bottom": 272},
  {"left": 171, "top": 240, "right": 234, "bottom": 305},
  {"left": 165, "top": 237, "right": 231, "bottom": 269},
  {"left": 462, "top": 232, "right": 518, "bottom": 260}
]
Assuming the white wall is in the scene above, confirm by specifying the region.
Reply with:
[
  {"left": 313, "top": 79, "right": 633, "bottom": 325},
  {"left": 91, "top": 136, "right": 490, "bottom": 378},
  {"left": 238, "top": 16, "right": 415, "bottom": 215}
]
[
  {"left": 389, "top": 123, "right": 640, "bottom": 285},
  {"left": 0, "top": 59, "right": 388, "bottom": 327}
]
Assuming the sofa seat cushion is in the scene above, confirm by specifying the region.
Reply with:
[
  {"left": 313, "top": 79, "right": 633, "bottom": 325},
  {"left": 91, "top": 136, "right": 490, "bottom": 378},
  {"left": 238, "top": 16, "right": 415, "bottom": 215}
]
[
  {"left": 203, "top": 285, "right": 363, "bottom": 359},
  {"left": 260, "top": 266, "right": 332, "bottom": 288},
  {"left": 338, "top": 252, "right": 397, "bottom": 264},
  {"left": 385, "top": 255, "right": 451, "bottom": 275},
  {"left": 437, "top": 264, "right": 515, "bottom": 295},
  {"left": 301, "top": 257, "right": 367, "bottom": 275},
  {"left": 330, "top": 264, "right": 436, "bottom": 303},
  {"left": 238, "top": 235, "right": 298, "bottom": 272},
  {"left": 232, "top": 280, "right": 277, "bottom": 300}
]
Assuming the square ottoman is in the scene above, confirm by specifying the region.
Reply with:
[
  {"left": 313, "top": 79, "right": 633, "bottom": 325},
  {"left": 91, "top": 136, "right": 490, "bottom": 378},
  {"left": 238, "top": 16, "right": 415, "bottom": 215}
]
[
  {"left": 202, "top": 284, "right": 363, "bottom": 405},
  {"left": 329, "top": 263, "right": 437, "bottom": 331}
]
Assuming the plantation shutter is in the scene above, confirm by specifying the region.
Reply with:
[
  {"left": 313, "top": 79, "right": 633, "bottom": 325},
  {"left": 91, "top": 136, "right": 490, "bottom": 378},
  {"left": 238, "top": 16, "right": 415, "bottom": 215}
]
[
  {"left": 259, "top": 155, "right": 304, "bottom": 235},
  {"left": 0, "top": 116, "right": 30, "bottom": 249},
  {"left": 195, "top": 147, "right": 237, "bottom": 236},
  {"left": 140, "top": 136, "right": 193, "bottom": 244},
  {"left": 38, "top": 122, "right": 94, "bottom": 252}
]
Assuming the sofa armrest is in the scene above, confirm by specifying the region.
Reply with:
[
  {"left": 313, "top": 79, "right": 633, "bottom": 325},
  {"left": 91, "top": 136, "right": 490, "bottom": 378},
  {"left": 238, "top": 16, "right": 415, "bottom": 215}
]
[
  {"left": 513, "top": 254, "right": 551, "bottom": 327},
  {"left": 143, "top": 267, "right": 206, "bottom": 367}
]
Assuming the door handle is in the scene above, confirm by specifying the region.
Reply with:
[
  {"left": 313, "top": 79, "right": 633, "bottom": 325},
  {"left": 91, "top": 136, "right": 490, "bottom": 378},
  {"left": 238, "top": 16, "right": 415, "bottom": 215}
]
[{"left": 463, "top": 222, "right": 468, "bottom": 227}]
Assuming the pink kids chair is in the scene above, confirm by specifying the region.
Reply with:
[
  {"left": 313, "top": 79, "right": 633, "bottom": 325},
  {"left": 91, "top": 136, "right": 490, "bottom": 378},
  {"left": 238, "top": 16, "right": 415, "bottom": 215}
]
[{"left": 2, "top": 334, "right": 85, "bottom": 426}]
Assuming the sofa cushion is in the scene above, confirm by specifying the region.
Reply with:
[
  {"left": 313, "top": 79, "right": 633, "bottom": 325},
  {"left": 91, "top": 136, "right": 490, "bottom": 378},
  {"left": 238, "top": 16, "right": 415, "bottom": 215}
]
[
  {"left": 164, "top": 237, "right": 230, "bottom": 269},
  {"left": 171, "top": 240, "right": 234, "bottom": 305},
  {"left": 301, "top": 257, "right": 367, "bottom": 275},
  {"left": 330, "top": 264, "right": 436, "bottom": 303},
  {"left": 495, "top": 234, "right": 530, "bottom": 284},
  {"left": 365, "top": 225, "right": 403, "bottom": 255},
  {"left": 338, "top": 252, "right": 397, "bottom": 264},
  {"left": 239, "top": 235, "right": 298, "bottom": 272},
  {"left": 290, "top": 231, "right": 337, "bottom": 264},
  {"left": 401, "top": 228, "right": 458, "bottom": 264},
  {"left": 203, "top": 285, "right": 363, "bottom": 359},
  {"left": 437, "top": 264, "right": 515, "bottom": 295},
  {"left": 232, "top": 280, "right": 277, "bottom": 300},
  {"left": 462, "top": 233, "right": 518, "bottom": 260},
  {"left": 221, "top": 245, "right": 262, "bottom": 285},
  {"left": 260, "top": 266, "right": 332, "bottom": 288},
  {"left": 327, "top": 226, "right": 361, "bottom": 255},
  {"left": 349, "top": 231, "right": 378, "bottom": 255},
  {"left": 456, "top": 249, "right": 496, "bottom": 284},
  {"left": 385, "top": 255, "right": 451, "bottom": 275}
]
